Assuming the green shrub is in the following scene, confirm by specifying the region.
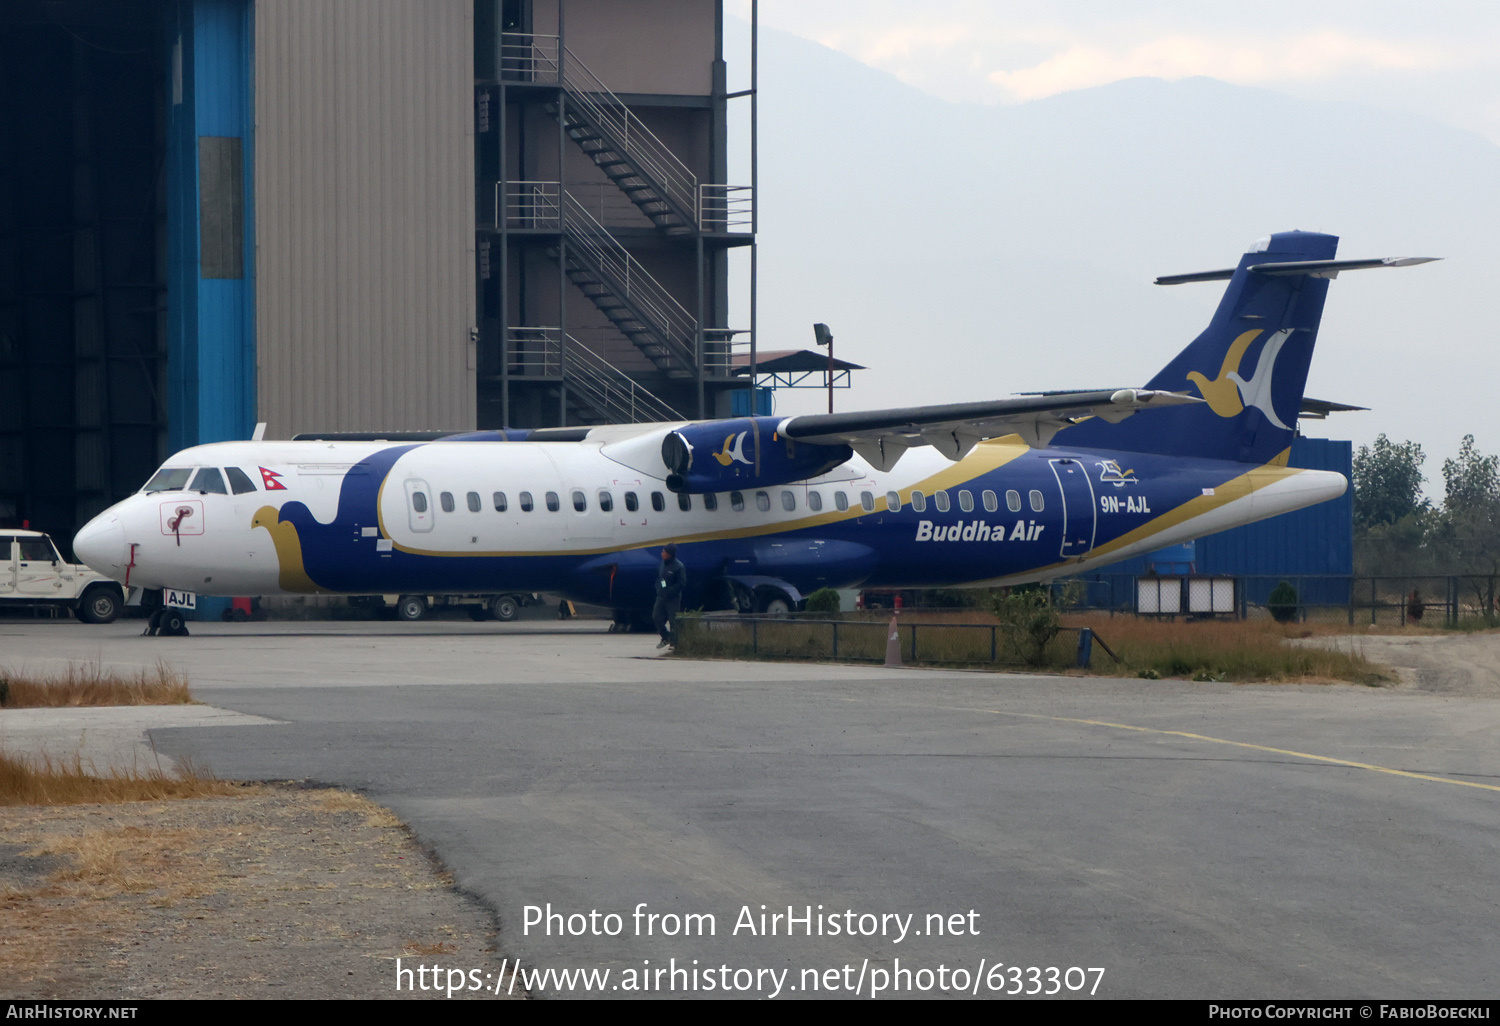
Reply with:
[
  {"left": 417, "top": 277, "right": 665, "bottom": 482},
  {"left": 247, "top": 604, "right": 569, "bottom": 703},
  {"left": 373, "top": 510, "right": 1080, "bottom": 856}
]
[
  {"left": 1267, "top": 581, "right": 1299, "bottom": 623},
  {"left": 991, "top": 589, "right": 1061, "bottom": 666},
  {"left": 804, "top": 587, "right": 842, "bottom": 614}
]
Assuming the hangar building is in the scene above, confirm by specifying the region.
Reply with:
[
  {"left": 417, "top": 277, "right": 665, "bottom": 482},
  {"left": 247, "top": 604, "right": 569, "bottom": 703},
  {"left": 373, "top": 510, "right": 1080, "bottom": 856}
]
[{"left": 1, "top": 0, "right": 754, "bottom": 552}]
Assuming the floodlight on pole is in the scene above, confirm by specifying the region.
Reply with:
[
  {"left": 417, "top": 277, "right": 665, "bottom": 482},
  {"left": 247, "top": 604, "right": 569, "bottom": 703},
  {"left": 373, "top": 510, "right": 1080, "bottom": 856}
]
[{"left": 813, "top": 322, "right": 833, "bottom": 413}]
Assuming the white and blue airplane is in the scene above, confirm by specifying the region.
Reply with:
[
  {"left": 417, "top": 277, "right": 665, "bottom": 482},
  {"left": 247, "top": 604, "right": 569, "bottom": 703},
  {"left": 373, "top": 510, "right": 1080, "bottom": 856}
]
[{"left": 72, "top": 232, "right": 1433, "bottom": 631}]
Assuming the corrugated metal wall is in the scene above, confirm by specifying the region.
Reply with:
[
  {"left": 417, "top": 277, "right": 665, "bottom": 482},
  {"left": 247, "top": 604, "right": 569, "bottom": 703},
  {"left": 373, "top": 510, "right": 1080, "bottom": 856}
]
[{"left": 255, "top": 0, "right": 476, "bottom": 437}]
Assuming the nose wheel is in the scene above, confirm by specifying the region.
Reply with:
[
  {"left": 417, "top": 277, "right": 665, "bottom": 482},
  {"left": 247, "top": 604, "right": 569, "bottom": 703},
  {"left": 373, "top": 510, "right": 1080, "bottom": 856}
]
[{"left": 142, "top": 608, "right": 191, "bottom": 637}]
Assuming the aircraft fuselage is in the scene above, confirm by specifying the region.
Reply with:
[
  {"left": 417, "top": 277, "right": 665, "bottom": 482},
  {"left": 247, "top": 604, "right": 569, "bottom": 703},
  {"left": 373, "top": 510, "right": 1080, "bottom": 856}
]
[{"left": 72, "top": 435, "right": 1346, "bottom": 612}]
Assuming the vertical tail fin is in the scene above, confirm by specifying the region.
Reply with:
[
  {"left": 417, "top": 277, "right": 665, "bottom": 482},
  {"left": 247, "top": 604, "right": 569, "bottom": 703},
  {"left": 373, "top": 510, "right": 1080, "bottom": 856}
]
[{"left": 1061, "top": 230, "right": 1339, "bottom": 464}]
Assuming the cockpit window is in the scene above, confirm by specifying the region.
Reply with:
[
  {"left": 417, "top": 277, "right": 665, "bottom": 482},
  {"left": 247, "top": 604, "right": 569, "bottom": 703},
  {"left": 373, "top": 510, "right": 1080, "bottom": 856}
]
[
  {"left": 225, "top": 467, "right": 258, "bottom": 494},
  {"left": 190, "top": 468, "right": 228, "bottom": 494},
  {"left": 144, "top": 468, "right": 193, "bottom": 492}
]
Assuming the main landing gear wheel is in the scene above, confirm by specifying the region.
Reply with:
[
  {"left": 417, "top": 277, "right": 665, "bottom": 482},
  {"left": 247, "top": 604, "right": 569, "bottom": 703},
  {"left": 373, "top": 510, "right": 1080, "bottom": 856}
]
[
  {"left": 757, "top": 592, "right": 793, "bottom": 618},
  {"left": 396, "top": 595, "right": 427, "bottom": 621},
  {"left": 490, "top": 595, "right": 519, "bottom": 622}
]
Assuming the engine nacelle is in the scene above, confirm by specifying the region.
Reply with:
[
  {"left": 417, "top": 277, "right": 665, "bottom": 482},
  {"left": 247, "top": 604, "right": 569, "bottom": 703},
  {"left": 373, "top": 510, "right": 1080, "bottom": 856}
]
[{"left": 661, "top": 418, "right": 852, "bottom": 494}]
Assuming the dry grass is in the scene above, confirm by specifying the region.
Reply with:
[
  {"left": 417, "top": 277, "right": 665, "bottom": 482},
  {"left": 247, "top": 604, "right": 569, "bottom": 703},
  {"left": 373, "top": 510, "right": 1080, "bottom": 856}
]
[
  {"left": 676, "top": 612, "right": 1388, "bottom": 685},
  {"left": 0, "top": 660, "right": 194, "bottom": 708},
  {"left": 1060, "top": 614, "right": 1389, "bottom": 684},
  {"left": 0, "top": 750, "right": 241, "bottom": 807}
]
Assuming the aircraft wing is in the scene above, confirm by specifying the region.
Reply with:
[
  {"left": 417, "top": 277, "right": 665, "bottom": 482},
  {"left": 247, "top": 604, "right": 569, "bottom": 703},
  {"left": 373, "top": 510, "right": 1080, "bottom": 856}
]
[{"left": 778, "top": 388, "right": 1200, "bottom": 471}]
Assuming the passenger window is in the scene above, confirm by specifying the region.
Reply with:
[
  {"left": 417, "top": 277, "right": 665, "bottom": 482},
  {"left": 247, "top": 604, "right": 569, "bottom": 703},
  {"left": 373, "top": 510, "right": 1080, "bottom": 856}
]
[
  {"left": 143, "top": 467, "right": 192, "bottom": 492},
  {"left": 0, "top": 538, "right": 10, "bottom": 560},
  {"left": 959, "top": 490, "right": 973, "bottom": 512},
  {"left": 519, "top": 491, "right": 534, "bottom": 512},
  {"left": 19, "top": 538, "right": 55, "bottom": 561},
  {"left": 1006, "top": 489, "right": 1021, "bottom": 512},
  {"left": 572, "top": 490, "right": 587, "bottom": 512},
  {"left": 1029, "top": 489, "right": 1045, "bottom": 512},
  {"left": 808, "top": 491, "right": 822, "bottom": 512},
  {"left": 730, "top": 491, "right": 745, "bottom": 512},
  {"left": 983, "top": 490, "right": 998, "bottom": 512},
  {"left": 910, "top": 490, "right": 926, "bottom": 512},
  {"left": 756, "top": 491, "right": 771, "bottom": 512},
  {"left": 225, "top": 467, "right": 258, "bottom": 494},
  {"left": 860, "top": 491, "right": 875, "bottom": 512},
  {"left": 493, "top": 491, "right": 508, "bottom": 512},
  {"left": 678, "top": 493, "right": 692, "bottom": 512},
  {"left": 886, "top": 491, "right": 900, "bottom": 512},
  {"left": 625, "top": 492, "right": 639, "bottom": 512},
  {"left": 834, "top": 491, "right": 849, "bottom": 512},
  {"left": 546, "top": 491, "right": 561, "bottom": 512},
  {"left": 703, "top": 493, "right": 718, "bottom": 511},
  {"left": 781, "top": 491, "right": 796, "bottom": 512},
  {"left": 467, "top": 491, "right": 482, "bottom": 512},
  {"left": 934, "top": 491, "right": 950, "bottom": 512},
  {"left": 190, "top": 468, "right": 228, "bottom": 494},
  {"left": 651, "top": 492, "right": 666, "bottom": 512},
  {"left": 412, "top": 491, "right": 429, "bottom": 513},
  {"left": 440, "top": 491, "right": 455, "bottom": 513},
  {"left": 598, "top": 491, "right": 613, "bottom": 512}
]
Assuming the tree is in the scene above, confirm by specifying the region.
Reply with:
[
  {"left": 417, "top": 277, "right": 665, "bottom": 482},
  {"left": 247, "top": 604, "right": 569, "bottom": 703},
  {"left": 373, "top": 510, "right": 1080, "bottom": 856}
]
[
  {"left": 1435, "top": 435, "right": 1500, "bottom": 618},
  {"left": 1353, "top": 434, "right": 1429, "bottom": 532},
  {"left": 1442, "top": 434, "right": 1500, "bottom": 513}
]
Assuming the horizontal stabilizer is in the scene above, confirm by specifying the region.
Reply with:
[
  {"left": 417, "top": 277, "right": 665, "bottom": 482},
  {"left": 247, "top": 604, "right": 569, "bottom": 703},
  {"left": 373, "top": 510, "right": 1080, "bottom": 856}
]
[{"left": 1157, "top": 256, "right": 1438, "bottom": 285}]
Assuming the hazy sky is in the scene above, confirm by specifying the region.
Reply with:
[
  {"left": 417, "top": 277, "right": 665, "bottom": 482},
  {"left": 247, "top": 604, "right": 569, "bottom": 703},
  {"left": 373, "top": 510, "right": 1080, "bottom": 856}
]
[
  {"left": 730, "top": 1, "right": 1500, "bottom": 144},
  {"left": 720, "top": 3, "right": 1499, "bottom": 485}
]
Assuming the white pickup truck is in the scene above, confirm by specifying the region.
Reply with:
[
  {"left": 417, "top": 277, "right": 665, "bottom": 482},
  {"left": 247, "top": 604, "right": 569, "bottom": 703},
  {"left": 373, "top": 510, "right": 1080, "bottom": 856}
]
[{"left": 0, "top": 529, "right": 125, "bottom": 623}]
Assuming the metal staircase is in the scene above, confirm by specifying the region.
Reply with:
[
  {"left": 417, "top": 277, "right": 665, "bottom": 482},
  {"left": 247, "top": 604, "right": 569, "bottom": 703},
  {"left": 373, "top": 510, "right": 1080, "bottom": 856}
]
[
  {"left": 501, "top": 183, "right": 700, "bottom": 379},
  {"left": 508, "top": 327, "right": 685, "bottom": 425},
  {"left": 503, "top": 32, "right": 699, "bottom": 237}
]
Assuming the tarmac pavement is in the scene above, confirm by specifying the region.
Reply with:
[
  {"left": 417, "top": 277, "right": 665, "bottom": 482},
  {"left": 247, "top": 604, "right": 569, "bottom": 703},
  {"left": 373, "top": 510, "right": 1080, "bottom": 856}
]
[{"left": 3, "top": 617, "right": 1498, "bottom": 999}]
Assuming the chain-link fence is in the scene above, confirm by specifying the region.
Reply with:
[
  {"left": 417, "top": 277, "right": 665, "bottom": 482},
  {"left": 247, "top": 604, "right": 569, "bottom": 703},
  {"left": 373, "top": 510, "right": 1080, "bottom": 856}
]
[{"left": 1055, "top": 573, "right": 1500, "bottom": 626}]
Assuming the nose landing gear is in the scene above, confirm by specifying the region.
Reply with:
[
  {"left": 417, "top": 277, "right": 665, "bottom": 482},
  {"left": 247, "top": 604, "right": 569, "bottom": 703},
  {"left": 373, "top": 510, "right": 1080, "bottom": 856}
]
[{"left": 140, "top": 590, "right": 191, "bottom": 637}]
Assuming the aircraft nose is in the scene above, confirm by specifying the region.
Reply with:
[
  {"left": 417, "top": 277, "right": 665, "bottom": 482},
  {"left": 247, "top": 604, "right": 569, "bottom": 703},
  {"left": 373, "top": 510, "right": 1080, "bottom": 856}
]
[{"left": 73, "top": 513, "right": 126, "bottom": 577}]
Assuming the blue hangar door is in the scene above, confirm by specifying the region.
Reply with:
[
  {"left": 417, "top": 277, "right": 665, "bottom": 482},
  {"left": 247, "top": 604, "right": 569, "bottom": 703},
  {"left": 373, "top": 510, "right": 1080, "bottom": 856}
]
[{"left": 1049, "top": 458, "right": 1097, "bottom": 559}]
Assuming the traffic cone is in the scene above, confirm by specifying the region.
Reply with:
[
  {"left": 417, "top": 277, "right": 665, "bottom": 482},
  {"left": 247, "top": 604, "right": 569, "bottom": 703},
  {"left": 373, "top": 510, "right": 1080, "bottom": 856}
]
[{"left": 884, "top": 615, "right": 902, "bottom": 667}]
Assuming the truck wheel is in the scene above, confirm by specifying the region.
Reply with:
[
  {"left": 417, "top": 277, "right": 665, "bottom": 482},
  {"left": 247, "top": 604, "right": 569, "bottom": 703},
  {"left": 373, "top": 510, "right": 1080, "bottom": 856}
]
[
  {"left": 77, "top": 586, "right": 122, "bottom": 624},
  {"left": 396, "top": 595, "right": 427, "bottom": 621},
  {"left": 490, "top": 595, "right": 519, "bottom": 622},
  {"left": 758, "top": 592, "right": 793, "bottom": 617}
]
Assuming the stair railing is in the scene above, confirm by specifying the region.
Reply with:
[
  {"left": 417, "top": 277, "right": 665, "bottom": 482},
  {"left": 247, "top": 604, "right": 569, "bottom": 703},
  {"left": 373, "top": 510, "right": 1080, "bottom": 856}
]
[
  {"left": 698, "top": 184, "right": 754, "bottom": 232},
  {"left": 561, "top": 192, "right": 698, "bottom": 369},
  {"left": 508, "top": 327, "right": 686, "bottom": 423},
  {"left": 557, "top": 45, "right": 699, "bottom": 229},
  {"left": 499, "top": 33, "right": 698, "bottom": 229}
]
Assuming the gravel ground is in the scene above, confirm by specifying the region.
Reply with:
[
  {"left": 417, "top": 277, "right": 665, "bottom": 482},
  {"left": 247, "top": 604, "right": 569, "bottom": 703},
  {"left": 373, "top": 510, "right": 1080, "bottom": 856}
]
[
  {"left": 1302, "top": 630, "right": 1500, "bottom": 697},
  {"left": 0, "top": 786, "right": 524, "bottom": 1000}
]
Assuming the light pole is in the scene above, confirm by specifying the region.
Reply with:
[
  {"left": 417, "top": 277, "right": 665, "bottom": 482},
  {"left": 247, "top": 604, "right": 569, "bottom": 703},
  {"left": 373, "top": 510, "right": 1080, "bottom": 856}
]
[{"left": 813, "top": 322, "right": 833, "bottom": 414}]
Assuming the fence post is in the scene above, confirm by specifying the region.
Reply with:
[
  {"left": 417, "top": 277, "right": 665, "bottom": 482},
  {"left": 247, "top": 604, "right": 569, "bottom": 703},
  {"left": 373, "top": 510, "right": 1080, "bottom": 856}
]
[
  {"left": 1076, "top": 627, "right": 1093, "bottom": 669},
  {"left": 1371, "top": 577, "right": 1377, "bottom": 626},
  {"left": 1400, "top": 577, "right": 1406, "bottom": 627},
  {"left": 991, "top": 626, "right": 997, "bottom": 662},
  {"left": 910, "top": 624, "right": 918, "bottom": 663},
  {"left": 832, "top": 621, "right": 839, "bottom": 661},
  {"left": 752, "top": 618, "right": 758, "bottom": 656}
]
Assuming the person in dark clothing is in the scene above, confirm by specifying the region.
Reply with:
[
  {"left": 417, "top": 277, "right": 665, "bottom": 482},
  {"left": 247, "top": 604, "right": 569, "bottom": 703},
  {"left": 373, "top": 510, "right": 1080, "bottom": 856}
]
[{"left": 654, "top": 543, "right": 687, "bottom": 648}]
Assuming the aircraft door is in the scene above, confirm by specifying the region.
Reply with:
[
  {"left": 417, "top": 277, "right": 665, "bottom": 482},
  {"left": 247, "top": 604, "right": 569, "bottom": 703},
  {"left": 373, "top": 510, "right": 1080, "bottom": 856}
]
[
  {"left": 1049, "top": 458, "right": 1097, "bottom": 558},
  {"left": 404, "top": 479, "right": 435, "bottom": 533}
]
